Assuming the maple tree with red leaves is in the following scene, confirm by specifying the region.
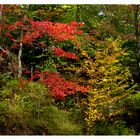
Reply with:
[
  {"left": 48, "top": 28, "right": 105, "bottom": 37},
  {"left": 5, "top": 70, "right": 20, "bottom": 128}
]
[
  {"left": 1, "top": 16, "right": 83, "bottom": 60},
  {"left": 0, "top": 6, "right": 88, "bottom": 99},
  {"left": 30, "top": 71, "right": 90, "bottom": 100},
  {"left": 3, "top": 18, "right": 84, "bottom": 45}
]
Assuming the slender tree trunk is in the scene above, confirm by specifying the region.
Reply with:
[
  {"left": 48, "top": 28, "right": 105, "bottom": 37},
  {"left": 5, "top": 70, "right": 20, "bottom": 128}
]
[
  {"left": 18, "top": 40, "right": 23, "bottom": 78},
  {"left": 31, "top": 65, "right": 33, "bottom": 78},
  {"left": 18, "top": 5, "right": 28, "bottom": 78}
]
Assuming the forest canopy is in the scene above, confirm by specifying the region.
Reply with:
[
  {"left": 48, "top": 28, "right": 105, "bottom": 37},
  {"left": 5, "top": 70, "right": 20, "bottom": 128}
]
[{"left": 0, "top": 4, "right": 140, "bottom": 135}]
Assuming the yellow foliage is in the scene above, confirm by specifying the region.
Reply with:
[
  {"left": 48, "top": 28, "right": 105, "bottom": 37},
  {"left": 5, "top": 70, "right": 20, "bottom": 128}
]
[{"left": 66, "top": 38, "right": 135, "bottom": 133}]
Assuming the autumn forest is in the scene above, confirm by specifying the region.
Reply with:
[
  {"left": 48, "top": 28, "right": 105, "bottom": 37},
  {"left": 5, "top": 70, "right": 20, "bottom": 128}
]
[{"left": 0, "top": 4, "right": 140, "bottom": 135}]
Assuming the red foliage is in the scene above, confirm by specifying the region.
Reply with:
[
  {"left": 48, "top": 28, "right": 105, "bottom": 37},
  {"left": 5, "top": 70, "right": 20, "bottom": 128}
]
[
  {"left": 23, "top": 70, "right": 31, "bottom": 75},
  {"left": 0, "top": 49, "right": 9, "bottom": 58},
  {"left": 11, "top": 44, "right": 19, "bottom": 49},
  {"left": 5, "top": 32, "right": 14, "bottom": 40},
  {"left": 21, "top": 34, "right": 32, "bottom": 44},
  {"left": 52, "top": 47, "right": 79, "bottom": 60},
  {"left": 1, "top": 13, "right": 87, "bottom": 100},
  {"left": 31, "top": 71, "right": 90, "bottom": 100},
  {"left": 5, "top": 18, "right": 84, "bottom": 45},
  {"left": 25, "top": 19, "right": 84, "bottom": 43},
  {"left": 0, "top": 26, "right": 2, "bottom": 31},
  {"left": 15, "top": 20, "right": 24, "bottom": 27}
]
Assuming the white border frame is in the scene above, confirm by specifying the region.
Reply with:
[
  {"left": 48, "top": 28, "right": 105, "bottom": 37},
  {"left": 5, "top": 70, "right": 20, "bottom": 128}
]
[{"left": 0, "top": 0, "right": 140, "bottom": 4}]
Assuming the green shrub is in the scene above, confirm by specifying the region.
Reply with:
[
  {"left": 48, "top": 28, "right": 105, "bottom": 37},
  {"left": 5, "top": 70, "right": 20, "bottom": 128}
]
[
  {"left": 128, "top": 92, "right": 140, "bottom": 110},
  {"left": 0, "top": 78, "right": 82, "bottom": 135},
  {"left": 91, "top": 120, "right": 136, "bottom": 135},
  {"left": 45, "top": 106, "right": 82, "bottom": 135}
]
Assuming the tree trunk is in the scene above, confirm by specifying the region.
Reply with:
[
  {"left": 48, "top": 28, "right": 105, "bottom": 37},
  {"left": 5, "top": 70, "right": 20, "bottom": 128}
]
[
  {"left": 18, "top": 41, "right": 23, "bottom": 78},
  {"left": 31, "top": 65, "right": 33, "bottom": 78},
  {"left": 18, "top": 5, "right": 29, "bottom": 79}
]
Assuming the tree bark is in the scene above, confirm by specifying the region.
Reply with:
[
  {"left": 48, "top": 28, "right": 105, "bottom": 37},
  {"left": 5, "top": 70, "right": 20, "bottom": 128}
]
[
  {"left": 31, "top": 65, "right": 33, "bottom": 78},
  {"left": 18, "top": 5, "right": 29, "bottom": 79},
  {"left": 18, "top": 41, "right": 23, "bottom": 78}
]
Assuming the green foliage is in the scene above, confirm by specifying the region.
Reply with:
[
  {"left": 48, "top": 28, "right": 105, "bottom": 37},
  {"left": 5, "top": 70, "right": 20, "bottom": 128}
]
[
  {"left": 61, "top": 5, "right": 77, "bottom": 23},
  {"left": 126, "top": 92, "right": 140, "bottom": 110},
  {"left": 91, "top": 120, "right": 136, "bottom": 135},
  {"left": 1, "top": 4, "right": 140, "bottom": 135},
  {"left": 0, "top": 79, "right": 50, "bottom": 134},
  {"left": 29, "top": 5, "right": 70, "bottom": 22},
  {"left": 45, "top": 106, "right": 82, "bottom": 135},
  {"left": 0, "top": 77, "right": 82, "bottom": 135},
  {"left": 36, "top": 58, "right": 58, "bottom": 72}
]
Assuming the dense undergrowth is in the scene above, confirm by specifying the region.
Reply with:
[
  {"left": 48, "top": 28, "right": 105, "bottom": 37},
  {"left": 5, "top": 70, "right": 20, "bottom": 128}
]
[
  {"left": 0, "top": 75, "right": 83, "bottom": 135},
  {"left": 0, "top": 74, "right": 140, "bottom": 135}
]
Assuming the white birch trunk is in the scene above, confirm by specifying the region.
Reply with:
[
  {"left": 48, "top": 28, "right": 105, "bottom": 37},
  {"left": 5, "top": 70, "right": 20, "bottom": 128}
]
[{"left": 18, "top": 5, "right": 29, "bottom": 78}]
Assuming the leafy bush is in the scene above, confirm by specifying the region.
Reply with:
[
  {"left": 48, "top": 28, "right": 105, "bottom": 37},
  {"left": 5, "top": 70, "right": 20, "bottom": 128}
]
[
  {"left": 0, "top": 77, "right": 82, "bottom": 135},
  {"left": 91, "top": 120, "right": 136, "bottom": 135},
  {"left": 45, "top": 106, "right": 82, "bottom": 135},
  {"left": 128, "top": 92, "right": 140, "bottom": 110}
]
